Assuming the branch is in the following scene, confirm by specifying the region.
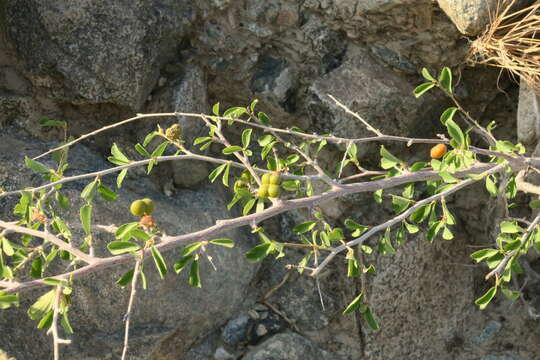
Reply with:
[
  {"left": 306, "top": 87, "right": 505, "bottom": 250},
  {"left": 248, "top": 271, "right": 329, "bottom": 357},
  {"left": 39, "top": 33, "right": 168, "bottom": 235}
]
[
  {"left": 0, "top": 154, "right": 316, "bottom": 200},
  {"left": 310, "top": 163, "right": 506, "bottom": 276},
  {"left": 2, "top": 162, "right": 497, "bottom": 295},
  {"left": 121, "top": 258, "right": 142, "bottom": 360},
  {"left": 0, "top": 221, "right": 97, "bottom": 264}
]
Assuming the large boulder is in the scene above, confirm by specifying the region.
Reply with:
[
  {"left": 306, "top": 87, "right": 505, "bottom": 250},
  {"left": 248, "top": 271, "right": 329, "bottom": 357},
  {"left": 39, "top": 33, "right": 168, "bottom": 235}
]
[{"left": 5, "top": 0, "right": 194, "bottom": 110}]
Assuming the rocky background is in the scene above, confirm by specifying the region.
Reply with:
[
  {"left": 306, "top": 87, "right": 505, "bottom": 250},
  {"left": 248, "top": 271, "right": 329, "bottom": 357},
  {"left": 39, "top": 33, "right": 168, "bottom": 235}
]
[{"left": 0, "top": 0, "right": 539, "bottom": 359}]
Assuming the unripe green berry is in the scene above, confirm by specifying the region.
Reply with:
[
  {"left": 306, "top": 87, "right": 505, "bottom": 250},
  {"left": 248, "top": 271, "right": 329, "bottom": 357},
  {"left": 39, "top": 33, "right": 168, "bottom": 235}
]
[
  {"left": 269, "top": 172, "right": 281, "bottom": 185},
  {"left": 240, "top": 170, "right": 251, "bottom": 182},
  {"left": 142, "top": 198, "right": 155, "bottom": 215},
  {"left": 258, "top": 184, "right": 269, "bottom": 198},
  {"left": 261, "top": 173, "right": 271, "bottom": 185},
  {"left": 234, "top": 180, "right": 248, "bottom": 192},
  {"left": 268, "top": 184, "right": 280, "bottom": 198},
  {"left": 130, "top": 200, "right": 147, "bottom": 217}
]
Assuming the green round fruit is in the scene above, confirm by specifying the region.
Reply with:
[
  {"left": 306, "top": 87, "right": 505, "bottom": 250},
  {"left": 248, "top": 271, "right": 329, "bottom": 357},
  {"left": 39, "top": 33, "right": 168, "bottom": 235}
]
[
  {"left": 261, "top": 173, "right": 271, "bottom": 185},
  {"left": 142, "top": 198, "right": 155, "bottom": 215},
  {"left": 234, "top": 180, "right": 248, "bottom": 192},
  {"left": 240, "top": 170, "right": 251, "bottom": 182},
  {"left": 258, "top": 184, "right": 269, "bottom": 198},
  {"left": 268, "top": 184, "right": 280, "bottom": 198},
  {"left": 269, "top": 172, "right": 281, "bottom": 185},
  {"left": 130, "top": 200, "right": 147, "bottom": 217}
]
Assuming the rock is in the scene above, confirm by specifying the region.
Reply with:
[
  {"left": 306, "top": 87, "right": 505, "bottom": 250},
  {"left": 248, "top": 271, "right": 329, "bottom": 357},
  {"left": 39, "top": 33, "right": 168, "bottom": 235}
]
[
  {"left": 437, "top": 0, "right": 497, "bottom": 35},
  {"left": 213, "top": 346, "right": 235, "bottom": 360},
  {"left": 255, "top": 324, "right": 268, "bottom": 337},
  {"left": 251, "top": 56, "right": 297, "bottom": 109},
  {"left": 222, "top": 314, "right": 250, "bottom": 346},
  {"left": 142, "top": 64, "right": 211, "bottom": 189},
  {"left": 473, "top": 320, "right": 503, "bottom": 345},
  {"left": 481, "top": 355, "right": 526, "bottom": 360},
  {"left": 308, "top": 45, "right": 442, "bottom": 155},
  {"left": 0, "top": 127, "right": 258, "bottom": 360},
  {"left": 517, "top": 79, "right": 540, "bottom": 147},
  {"left": 242, "top": 332, "right": 339, "bottom": 360},
  {"left": 5, "top": 0, "right": 195, "bottom": 109}
]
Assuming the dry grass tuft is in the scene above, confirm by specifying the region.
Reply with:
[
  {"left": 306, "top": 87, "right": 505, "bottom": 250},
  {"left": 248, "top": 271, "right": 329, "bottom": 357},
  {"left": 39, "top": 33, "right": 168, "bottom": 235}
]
[{"left": 468, "top": 0, "right": 540, "bottom": 92}]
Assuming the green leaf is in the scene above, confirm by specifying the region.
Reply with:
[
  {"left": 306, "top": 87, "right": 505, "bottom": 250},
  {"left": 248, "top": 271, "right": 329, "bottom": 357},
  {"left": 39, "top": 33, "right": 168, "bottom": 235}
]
[
  {"left": 258, "top": 135, "right": 274, "bottom": 147},
  {"left": 500, "top": 221, "right": 521, "bottom": 234},
  {"left": 28, "top": 290, "right": 55, "bottom": 320},
  {"left": 438, "top": 67, "right": 453, "bottom": 93},
  {"left": 442, "top": 226, "right": 454, "bottom": 240},
  {"left": 194, "top": 136, "right": 212, "bottom": 145},
  {"left": 223, "top": 146, "right": 243, "bottom": 155},
  {"left": 438, "top": 170, "right": 458, "bottom": 184},
  {"left": 343, "top": 293, "right": 364, "bottom": 314},
  {"left": 245, "top": 242, "right": 272, "bottom": 263},
  {"left": 501, "top": 286, "right": 520, "bottom": 301},
  {"left": 293, "top": 221, "right": 317, "bottom": 234},
  {"left": 404, "top": 221, "right": 419, "bottom": 234},
  {"left": 39, "top": 118, "right": 66, "bottom": 127},
  {"left": 257, "top": 112, "right": 270, "bottom": 125},
  {"left": 347, "top": 256, "right": 359, "bottom": 278},
  {"left": 446, "top": 119, "right": 465, "bottom": 148},
  {"left": 31, "top": 257, "right": 43, "bottom": 278},
  {"left": 188, "top": 259, "right": 201, "bottom": 288},
  {"left": 222, "top": 162, "right": 231, "bottom": 187},
  {"left": 181, "top": 242, "right": 202, "bottom": 257},
  {"left": 37, "top": 309, "right": 54, "bottom": 329},
  {"left": 61, "top": 312, "right": 74, "bottom": 334},
  {"left": 41, "top": 278, "right": 68, "bottom": 287},
  {"left": 151, "top": 141, "right": 169, "bottom": 158},
  {"left": 281, "top": 180, "right": 299, "bottom": 191},
  {"left": 151, "top": 246, "right": 168, "bottom": 279},
  {"left": 421, "top": 67, "right": 436, "bottom": 82},
  {"left": 98, "top": 184, "right": 117, "bottom": 201},
  {"left": 530, "top": 200, "right": 540, "bottom": 209},
  {"left": 135, "top": 143, "right": 150, "bottom": 158},
  {"left": 242, "top": 129, "right": 253, "bottom": 149},
  {"left": 115, "top": 222, "right": 139, "bottom": 241},
  {"left": 363, "top": 307, "right": 380, "bottom": 330},
  {"left": 440, "top": 107, "right": 458, "bottom": 125},
  {"left": 174, "top": 255, "right": 193, "bottom": 274},
  {"left": 2, "top": 237, "right": 14, "bottom": 257},
  {"left": 81, "top": 180, "right": 98, "bottom": 202},
  {"left": 80, "top": 204, "right": 92, "bottom": 236},
  {"left": 107, "top": 241, "right": 140, "bottom": 255},
  {"left": 223, "top": 106, "right": 247, "bottom": 119},
  {"left": 374, "top": 189, "right": 383, "bottom": 203},
  {"left": 261, "top": 141, "right": 277, "bottom": 160},
  {"left": 209, "top": 163, "right": 227, "bottom": 183},
  {"left": 0, "top": 293, "right": 19, "bottom": 308},
  {"left": 143, "top": 131, "right": 158, "bottom": 147},
  {"left": 212, "top": 102, "right": 220, "bottom": 116},
  {"left": 117, "top": 168, "right": 128, "bottom": 188},
  {"left": 475, "top": 286, "right": 497, "bottom": 310},
  {"left": 413, "top": 82, "right": 435, "bottom": 98},
  {"left": 209, "top": 238, "right": 234, "bottom": 248},
  {"left": 25, "top": 157, "right": 50, "bottom": 173},
  {"left": 55, "top": 192, "right": 70, "bottom": 209},
  {"left": 243, "top": 198, "right": 257, "bottom": 216},
  {"left": 380, "top": 146, "right": 401, "bottom": 169},
  {"left": 470, "top": 248, "right": 500, "bottom": 262},
  {"left": 116, "top": 269, "right": 135, "bottom": 287},
  {"left": 485, "top": 176, "right": 498, "bottom": 197},
  {"left": 391, "top": 195, "right": 411, "bottom": 214},
  {"left": 111, "top": 143, "right": 130, "bottom": 164}
]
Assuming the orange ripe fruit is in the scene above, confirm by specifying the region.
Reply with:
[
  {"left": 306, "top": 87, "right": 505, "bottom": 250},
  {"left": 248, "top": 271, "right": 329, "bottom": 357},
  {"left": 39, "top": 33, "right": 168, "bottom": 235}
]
[{"left": 430, "top": 144, "right": 447, "bottom": 159}]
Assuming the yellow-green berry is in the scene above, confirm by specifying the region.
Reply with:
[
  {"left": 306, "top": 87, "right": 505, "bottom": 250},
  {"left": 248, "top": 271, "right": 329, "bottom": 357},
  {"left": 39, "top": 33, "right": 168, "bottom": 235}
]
[
  {"left": 142, "top": 198, "right": 155, "bottom": 215},
  {"left": 258, "top": 184, "right": 269, "bottom": 198},
  {"left": 261, "top": 173, "right": 271, "bottom": 185},
  {"left": 234, "top": 180, "right": 248, "bottom": 192},
  {"left": 240, "top": 170, "right": 251, "bottom": 182},
  {"left": 130, "top": 200, "right": 147, "bottom": 217},
  {"left": 268, "top": 184, "right": 280, "bottom": 198},
  {"left": 269, "top": 172, "right": 281, "bottom": 185}
]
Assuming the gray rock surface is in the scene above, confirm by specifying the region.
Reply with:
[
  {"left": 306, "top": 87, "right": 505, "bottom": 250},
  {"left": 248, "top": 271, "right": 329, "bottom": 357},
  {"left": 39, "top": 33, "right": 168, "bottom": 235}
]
[
  {"left": 437, "top": 0, "right": 498, "bottom": 35},
  {"left": 5, "top": 0, "right": 194, "bottom": 109},
  {"left": 517, "top": 79, "right": 540, "bottom": 147},
  {"left": 242, "top": 332, "right": 339, "bottom": 360}
]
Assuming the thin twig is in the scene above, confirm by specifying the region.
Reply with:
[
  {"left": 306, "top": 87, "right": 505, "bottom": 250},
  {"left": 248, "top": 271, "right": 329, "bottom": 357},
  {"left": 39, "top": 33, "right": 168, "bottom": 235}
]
[{"left": 121, "top": 258, "right": 142, "bottom": 360}]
